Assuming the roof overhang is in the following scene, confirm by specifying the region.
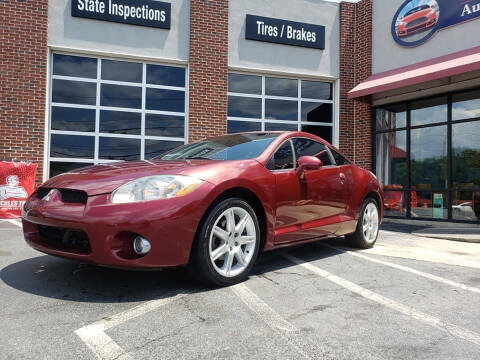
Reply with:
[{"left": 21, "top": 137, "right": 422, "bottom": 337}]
[{"left": 348, "top": 46, "right": 480, "bottom": 102}]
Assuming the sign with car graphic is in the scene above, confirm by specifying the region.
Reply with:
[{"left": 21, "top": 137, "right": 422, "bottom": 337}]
[{"left": 392, "top": 0, "right": 480, "bottom": 47}]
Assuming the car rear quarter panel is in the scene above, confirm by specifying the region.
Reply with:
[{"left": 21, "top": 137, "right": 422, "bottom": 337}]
[{"left": 346, "top": 167, "right": 384, "bottom": 220}]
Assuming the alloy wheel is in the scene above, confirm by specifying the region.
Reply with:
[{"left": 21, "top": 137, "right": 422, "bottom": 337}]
[
  {"left": 362, "top": 202, "right": 379, "bottom": 244},
  {"left": 208, "top": 207, "right": 257, "bottom": 277}
]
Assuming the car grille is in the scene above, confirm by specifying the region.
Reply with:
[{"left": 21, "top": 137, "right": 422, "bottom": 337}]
[
  {"left": 37, "top": 187, "right": 88, "bottom": 204},
  {"left": 38, "top": 225, "right": 91, "bottom": 254},
  {"left": 406, "top": 17, "right": 428, "bottom": 28}
]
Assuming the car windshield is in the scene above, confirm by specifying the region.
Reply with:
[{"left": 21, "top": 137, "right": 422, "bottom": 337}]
[
  {"left": 405, "top": 5, "right": 430, "bottom": 16},
  {"left": 157, "top": 133, "right": 280, "bottom": 161}
]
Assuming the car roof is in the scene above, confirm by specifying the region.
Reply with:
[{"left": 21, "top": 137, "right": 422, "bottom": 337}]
[
  {"left": 228, "top": 131, "right": 352, "bottom": 164},
  {"left": 227, "top": 131, "right": 335, "bottom": 148}
]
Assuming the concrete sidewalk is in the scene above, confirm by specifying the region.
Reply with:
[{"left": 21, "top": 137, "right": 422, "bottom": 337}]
[{"left": 382, "top": 219, "right": 480, "bottom": 243}]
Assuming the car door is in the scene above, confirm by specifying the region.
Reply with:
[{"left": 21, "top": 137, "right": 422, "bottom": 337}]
[
  {"left": 291, "top": 137, "right": 350, "bottom": 230},
  {"left": 270, "top": 138, "right": 345, "bottom": 244}
]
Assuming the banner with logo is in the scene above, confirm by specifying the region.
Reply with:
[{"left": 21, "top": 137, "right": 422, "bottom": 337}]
[
  {"left": 392, "top": 0, "right": 480, "bottom": 47},
  {"left": 0, "top": 161, "right": 37, "bottom": 219}
]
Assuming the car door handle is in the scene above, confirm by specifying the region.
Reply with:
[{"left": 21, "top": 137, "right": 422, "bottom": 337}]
[{"left": 339, "top": 173, "right": 346, "bottom": 183}]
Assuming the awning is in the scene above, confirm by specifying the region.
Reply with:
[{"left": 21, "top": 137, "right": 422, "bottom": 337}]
[{"left": 348, "top": 45, "right": 480, "bottom": 100}]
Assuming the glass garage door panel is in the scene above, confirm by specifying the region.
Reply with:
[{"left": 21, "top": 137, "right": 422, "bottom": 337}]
[
  {"left": 146, "top": 88, "right": 185, "bottom": 112},
  {"left": 265, "top": 99, "right": 298, "bottom": 121},
  {"left": 52, "top": 79, "right": 96, "bottom": 105},
  {"left": 228, "top": 73, "right": 261, "bottom": 94},
  {"left": 50, "top": 134, "right": 95, "bottom": 158},
  {"left": 53, "top": 54, "right": 97, "bottom": 79},
  {"left": 99, "top": 137, "right": 141, "bottom": 161},
  {"left": 301, "top": 102, "right": 332, "bottom": 123},
  {"left": 265, "top": 123, "right": 297, "bottom": 131},
  {"left": 227, "top": 121, "right": 261, "bottom": 134},
  {"left": 147, "top": 64, "right": 186, "bottom": 87},
  {"left": 145, "top": 140, "right": 183, "bottom": 159},
  {"left": 100, "top": 111, "right": 141, "bottom": 135},
  {"left": 301, "top": 81, "right": 332, "bottom": 100},
  {"left": 49, "top": 54, "right": 187, "bottom": 177},
  {"left": 145, "top": 114, "right": 185, "bottom": 137},
  {"left": 101, "top": 84, "right": 142, "bottom": 109},
  {"left": 228, "top": 96, "right": 262, "bottom": 119},
  {"left": 51, "top": 107, "right": 95, "bottom": 132},
  {"left": 265, "top": 77, "right": 297, "bottom": 97},
  {"left": 50, "top": 162, "right": 93, "bottom": 178},
  {"left": 301, "top": 125, "right": 332, "bottom": 143},
  {"left": 101, "top": 59, "right": 142, "bottom": 83}
]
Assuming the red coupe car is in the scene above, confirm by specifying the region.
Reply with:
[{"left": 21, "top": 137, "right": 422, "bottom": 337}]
[
  {"left": 396, "top": 4, "right": 438, "bottom": 37},
  {"left": 22, "top": 132, "right": 383, "bottom": 286}
]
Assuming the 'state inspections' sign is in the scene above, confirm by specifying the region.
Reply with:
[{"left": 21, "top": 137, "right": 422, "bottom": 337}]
[
  {"left": 245, "top": 15, "right": 325, "bottom": 50},
  {"left": 71, "top": 0, "right": 171, "bottom": 29}
]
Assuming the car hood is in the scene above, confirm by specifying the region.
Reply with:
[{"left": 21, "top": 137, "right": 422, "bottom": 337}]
[
  {"left": 41, "top": 159, "right": 226, "bottom": 196},
  {"left": 403, "top": 9, "right": 432, "bottom": 21}
]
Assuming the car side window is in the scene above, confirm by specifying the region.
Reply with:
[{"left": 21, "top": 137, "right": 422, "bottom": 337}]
[
  {"left": 330, "top": 148, "right": 351, "bottom": 166},
  {"left": 292, "top": 138, "right": 333, "bottom": 166},
  {"left": 267, "top": 141, "right": 294, "bottom": 171}
]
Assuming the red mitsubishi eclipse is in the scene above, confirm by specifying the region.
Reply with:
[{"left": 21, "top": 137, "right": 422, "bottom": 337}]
[
  {"left": 22, "top": 132, "right": 383, "bottom": 286},
  {"left": 397, "top": 4, "right": 438, "bottom": 37}
]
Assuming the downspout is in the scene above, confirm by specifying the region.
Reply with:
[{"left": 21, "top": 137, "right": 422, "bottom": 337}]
[{"left": 353, "top": 2, "right": 357, "bottom": 164}]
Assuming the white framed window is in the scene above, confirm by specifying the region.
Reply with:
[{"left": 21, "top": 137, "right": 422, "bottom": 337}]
[
  {"left": 227, "top": 72, "right": 335, "bottom": 143},
  {"left": 47, "top": 53, "right": 187, "bottom": 177}
]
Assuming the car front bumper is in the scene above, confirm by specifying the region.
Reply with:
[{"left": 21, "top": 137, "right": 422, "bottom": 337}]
[{"left": 22, "top": 182, "right": 215, "bottom": 269}]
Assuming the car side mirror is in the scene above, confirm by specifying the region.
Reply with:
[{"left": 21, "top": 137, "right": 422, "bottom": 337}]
[{"left": 296, "top": 156, "right": 322, "bottom": 180}]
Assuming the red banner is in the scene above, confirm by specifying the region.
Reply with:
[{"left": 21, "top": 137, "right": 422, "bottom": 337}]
[{"left": 0, "top": 161, "right": 37, "bottom": 219}]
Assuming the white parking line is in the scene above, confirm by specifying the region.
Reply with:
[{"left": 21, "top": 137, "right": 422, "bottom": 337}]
[
  {"left": 284, "top": 254, "right": 480, "bottom": 347},
  {"left": 75, "top": 293, "right": 185, "bottom": 360},
  {"left": 231, "top": 283, "right": 337, "bottom": 360},
  {"left": 231, "top": 283, "right": 297, "bottom": 332},
  {"left": 321, "top": 243, "right": 480, "bottom": 294}
]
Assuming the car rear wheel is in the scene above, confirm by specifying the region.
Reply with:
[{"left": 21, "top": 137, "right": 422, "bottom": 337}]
[
  {"left": 346, "top": 198, "right": 379, "bottom": 249},
  {"left": 189, "top": 198, "right": 260, "bottom": 286}
]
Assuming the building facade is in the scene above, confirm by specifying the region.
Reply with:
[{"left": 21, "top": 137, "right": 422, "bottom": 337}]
[{"left": 1, "top": 0, "right": 479, "bottom": 223}]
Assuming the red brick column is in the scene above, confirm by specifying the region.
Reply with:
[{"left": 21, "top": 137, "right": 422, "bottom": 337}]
[
  {"left": 188, "top": 0, "right": 229, "bottom": 142},
  {"left": 339, "top": 0, "right": 373, "bottom": 170},
  {"left": 0, "top": 0, "right": 49, "bottom": 185}
]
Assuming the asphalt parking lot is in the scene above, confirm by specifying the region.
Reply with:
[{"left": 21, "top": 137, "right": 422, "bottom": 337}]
[{"left": 1, "top": 219, "right": 480, "bottom": 360}]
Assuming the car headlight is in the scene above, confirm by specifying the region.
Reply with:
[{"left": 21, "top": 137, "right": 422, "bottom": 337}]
[{"left": 111, "top": 175, "right": 204, "bottom": 204}]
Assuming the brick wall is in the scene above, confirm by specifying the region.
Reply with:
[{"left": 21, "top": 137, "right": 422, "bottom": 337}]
[
  {"left": 188, "top": 0, "right": 229, "bottom": 142},
  {"left": 0, "top": 0, "right": 49, "bottom": 185},
  {"left": 339, "top": 0, "right": 373, "bottom": 170}
]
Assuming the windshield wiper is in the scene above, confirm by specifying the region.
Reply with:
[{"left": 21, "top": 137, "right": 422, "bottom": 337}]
[{"left": 184, "top": 156, "right": 212, "bottom": 160}]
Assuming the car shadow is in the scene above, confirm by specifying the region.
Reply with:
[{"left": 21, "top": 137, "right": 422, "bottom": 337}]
[
  {"left": 1, "top": 237, "right": 350, "bottom": 303},
  {"left": 0, "top": 255, "right": 204, "bottom": 303}
]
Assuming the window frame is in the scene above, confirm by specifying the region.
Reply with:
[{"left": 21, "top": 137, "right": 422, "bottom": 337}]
[
  {"left": 291, "top": 137, "right": 336, "bottom": 168},
  {"left": 47, "top": 52, "right": 188, "bottom": 177},
  {"left": 373, "top": 87, "right": 480, "bottom": 223},
  {"left": 266, "top": 139, "right": 296, "bottom": 172},
  {"left": 227, "top": 72, "right": 336, "bottom": 143}
]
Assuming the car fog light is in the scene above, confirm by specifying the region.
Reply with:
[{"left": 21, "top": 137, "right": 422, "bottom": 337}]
[{"left": 133, "top": 236, "right": 151, "bottom": 255}]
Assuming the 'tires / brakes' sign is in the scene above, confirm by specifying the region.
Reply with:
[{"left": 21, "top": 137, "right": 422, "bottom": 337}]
[{"left": 245, "top": 15, "right": 325, "bottom": 50}]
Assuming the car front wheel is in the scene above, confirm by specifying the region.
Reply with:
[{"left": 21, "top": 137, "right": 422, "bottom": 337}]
[
  {"left": 346, "top": 198, "right": 380, "bottom": 249},
  {"left": 189, "top": 198, "right": 260, "bottom": 286}
]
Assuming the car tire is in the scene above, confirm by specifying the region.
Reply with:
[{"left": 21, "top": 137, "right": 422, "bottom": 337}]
[
  {"left": 346, "top": 198, "right": 380, "bottom": 249},
  {"left": 189, "top": 198, "right": 261, "bottom": 287}
]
